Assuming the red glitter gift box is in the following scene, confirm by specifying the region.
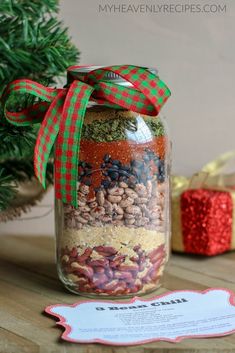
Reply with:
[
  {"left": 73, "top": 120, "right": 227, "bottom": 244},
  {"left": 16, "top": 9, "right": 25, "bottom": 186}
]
[
  {"left": 171, "top": 152, "right": 235, "bottom": 256},
  {"left": 176, "top": 189, "right": 234, "bottom": 256}
]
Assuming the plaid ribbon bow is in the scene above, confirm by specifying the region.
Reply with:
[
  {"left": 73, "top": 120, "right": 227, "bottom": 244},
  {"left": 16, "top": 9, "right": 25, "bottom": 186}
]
[{"left": 1, "top": 65, "right": 171, "bottom": 207}]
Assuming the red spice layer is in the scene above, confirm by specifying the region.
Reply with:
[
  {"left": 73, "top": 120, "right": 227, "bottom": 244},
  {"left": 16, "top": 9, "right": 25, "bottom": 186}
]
[
  {"left": 79, "top": 136, "right": 168, "bottom": 192},
  {"left": 80, "top": 136, "right": 167, "bottom": 165}
]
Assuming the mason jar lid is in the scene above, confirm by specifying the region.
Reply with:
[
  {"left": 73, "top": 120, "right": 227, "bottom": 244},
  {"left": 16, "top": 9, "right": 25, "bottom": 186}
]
[{"left": 69, "top": 65, "right": 158, "bottom": 87}]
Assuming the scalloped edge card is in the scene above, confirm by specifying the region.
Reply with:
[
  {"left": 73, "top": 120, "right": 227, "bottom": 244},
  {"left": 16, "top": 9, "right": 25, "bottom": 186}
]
[{"left": 45, "top": 288, "right": 235, "bottom": 346}]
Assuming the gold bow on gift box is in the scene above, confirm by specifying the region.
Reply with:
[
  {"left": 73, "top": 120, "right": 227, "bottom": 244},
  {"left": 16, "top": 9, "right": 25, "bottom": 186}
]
[{"left": 171, "top": 151, "right": 235, "bottom": 253}]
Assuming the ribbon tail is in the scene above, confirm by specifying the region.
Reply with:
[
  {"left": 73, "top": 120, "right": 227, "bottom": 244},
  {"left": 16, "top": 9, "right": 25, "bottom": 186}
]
[
  {"left": 34, "top": 90, "right": 67, "bottom": 188},
  {"left": 202, "top": 151, "right": 235, "bottom": 176},
  {"left": 54, "top": 81, "right": 94, "bottom": 207},
  {"left": 171, "top": 175, "right": 189, "bottom": 197}
]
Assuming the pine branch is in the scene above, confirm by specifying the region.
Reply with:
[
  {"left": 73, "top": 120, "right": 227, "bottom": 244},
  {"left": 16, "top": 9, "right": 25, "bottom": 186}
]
[
  {"left": 0, "top": 0, "right": 79, "bottom": 213},
  {"left": 0, "top": 159, "right": 53, "bottom": 211},
  {"left": 0, "top": 121, "right": 36, "bottom": 159},
  {"left": 0, "top": 159, "right": 54, "bottom": 184},
  {"left": 0, "top": 169, "right": 16, "bottom": 211},
  {"left": 0, "top": 0, "right": 59, "bottom": 17},
  {"left": 0, "top": 0, "right": 79, "bottom": 92}
]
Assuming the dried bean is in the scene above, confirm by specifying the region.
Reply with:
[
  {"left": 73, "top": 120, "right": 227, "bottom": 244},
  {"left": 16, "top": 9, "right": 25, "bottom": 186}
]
[
  {"left": 89, "top": 201, "right": 98, "bottom": 209},
  {"left": 96, "top": 190, "right": 105, "bottom": 206},
  {"left": 119, "top": 263, "right": 139, "bottom": 272},
  {"left": 134, "top": 219, "right": 143, "bottom": 227},
  {"left": 79, "top": 184, "right": 90, "bottom": 195},
  {"left": 141, "top": 204, "right": 151, "bottom": 218},
  {"left": 75, "top": 221, "right": 83, "bottom": 229},
  {"left": 119, "top": 197, "right": 134, "bottom": 208},
  {"left": 71, "top": 263, "right": 94, "bottom": 279},
  {"left": 157, "top": 182, "right": 166, "bottom": 192},
  {"left": 67, "top": 274, "right": 80, "bottom": 282},
  {"left": 125, "top": 188, "right": 138, "bottom": 199},
  {"left": 104, "top": 154, "right": 111, "bottom": 163},
  {"left": 149, "top": 211, "right": 161, "bottom": 220},
  {"left": 119, "top": 182, "right": 128, "bottom": 188},
  {"left": 151, "top": 219, "right": 162, "bottom": 226},
  {"left": 94, "top": 245, "right": 117, "bottom": 256},
  {"left": 94, "top": 266, "right": 105, "bottom": 274},
  {"left": 113, "top": 214, "right": 123, "bottom": 220},
  {"left": 114, "top": 270, "right": 133, "bottom": 281},
  {"left": 70, "top": 248, "right": 78, "bottom": 257},
  {"left": 135, "top": 197, "right": 148, "bottom": 204},
  {"left": 107, "top": 195, "right": 122, "bottom": 203},
  {"left": 66, "top": 218, "right": 76, "bottom": 228},
  {"left": 77, "top": 192, "right": 87, "bottom": 202},
  {"left": 77, "top": 200, "right": 86, "bottom": 207},
  {"left": 89, "top": 220, "right": 103, "bottom": 227},
  {"left": 92, "top": 274, "right": 108, "bottom": 286},
  {"left": 146, "top": 180, "right": 152, "bottom": 196},
  {"left": 152, "top": 194, "right": 164, "bottom": 207},
  {"left": 61, "top": 255, "right": 69, "bottom": 263},
  {"left": 103, "top": 279, "right": 119, "bottom": 290},
  {"left": 113, "top": 204, "right": 124, "bottom": 215},
  {"left": 125, "top": 218, "right": 135, "bottom": 225},
  {"left": 124, "top": 213, "right": 135, "bottom": 219},
  {"left": 100, "top": 215, "right": 112, "bottom": 223},
  {"left": 108, "top": 187, "right": 124, "bottom": 196},
  {"left": 135, "top": 184, "right": 147, "bottom": 197},
  {"left": 148, "top": 246, "right": 164, "bottom": 262},
  {"left": 76, "top": 215, "right": 88, "bottom": 224},
  {"left": 105, "top": 267, "right": 114, "bottom": 278},
  {"left": 134, "top": 278, "right": 143, "bottom": 288},
  {"left": 77, "top": 277, "right": 88, "bottom": 285},
  {"left": 89, "top": 259, "right": 109, "bottom": 267},
  {"left": 78, "top": 206, "right": 90, "bottom": 213},
  {"left": 90, "top": 206, "right": 105, "bottom": 218},
  {"left": 77, "top": 248, "right": 92, "bottom": 263},
  {"left": 112, "top": 220, "right": 123, "bottom": 226},
  {"left": 108, "top": 284, "right": 127, "bottom": 295},
  {"left": 103, "top": 200, "right": 113, "bottom": 214},
  {"left": 125, "top": 205, "right": 141, "bottom": 215},
  {"left": 110, "top": 255, "right": 125, "bottom": 268}
]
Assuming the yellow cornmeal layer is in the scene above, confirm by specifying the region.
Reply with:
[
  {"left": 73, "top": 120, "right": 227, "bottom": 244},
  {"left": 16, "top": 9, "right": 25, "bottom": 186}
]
[{"left": 61, "top": 226, "right": 165, "bottom": 258}]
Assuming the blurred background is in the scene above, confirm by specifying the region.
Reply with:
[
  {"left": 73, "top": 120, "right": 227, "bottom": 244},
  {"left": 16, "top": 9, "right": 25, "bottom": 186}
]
[{"left": 1, "top": 0, "right": 234, "bottom": 235}]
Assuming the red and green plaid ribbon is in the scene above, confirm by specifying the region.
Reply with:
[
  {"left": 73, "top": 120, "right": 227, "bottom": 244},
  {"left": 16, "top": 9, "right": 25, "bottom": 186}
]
[{"left": 1, "top": 65, "right": 171, "bottom": 207}]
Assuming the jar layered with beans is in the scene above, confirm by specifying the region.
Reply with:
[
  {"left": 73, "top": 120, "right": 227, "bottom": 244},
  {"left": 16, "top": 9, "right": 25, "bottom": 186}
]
[{"left": 56, "top": 108, "right": 170, "bottom": 297}]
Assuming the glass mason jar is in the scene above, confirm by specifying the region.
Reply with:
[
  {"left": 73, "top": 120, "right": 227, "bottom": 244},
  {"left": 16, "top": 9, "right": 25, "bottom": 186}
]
[{"left": 55, "top": 66, "right": 171, "bottom": 298}]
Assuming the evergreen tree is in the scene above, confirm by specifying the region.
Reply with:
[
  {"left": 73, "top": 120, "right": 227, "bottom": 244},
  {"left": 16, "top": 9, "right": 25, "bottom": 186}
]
[{"left": 0, "top": 0, "right": 79, "bottom": 213}]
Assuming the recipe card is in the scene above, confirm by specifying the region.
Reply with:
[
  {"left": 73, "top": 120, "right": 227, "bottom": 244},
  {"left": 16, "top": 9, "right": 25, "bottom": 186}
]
[{"left": 45, "top": 288, "right": 235, "bottom": 345}]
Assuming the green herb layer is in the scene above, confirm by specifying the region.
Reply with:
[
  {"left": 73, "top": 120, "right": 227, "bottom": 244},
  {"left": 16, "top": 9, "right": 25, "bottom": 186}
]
[{"left": 82, "top": 116, "right": 165, "bottom": 142}]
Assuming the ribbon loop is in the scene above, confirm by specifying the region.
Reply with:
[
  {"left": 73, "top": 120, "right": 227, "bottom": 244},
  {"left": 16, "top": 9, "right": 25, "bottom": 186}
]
[
  {"left": 172, "top": 151, "right": 235, "bottom": 197},
  {"left": 1, "top": 65, "right": 171, "bottom": 207},
  {"left": 2, "top": 79, "right": 57, "bottom": 125},
  {"left": 84, "top": 65, "right": 170, "bottom": 116}
]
